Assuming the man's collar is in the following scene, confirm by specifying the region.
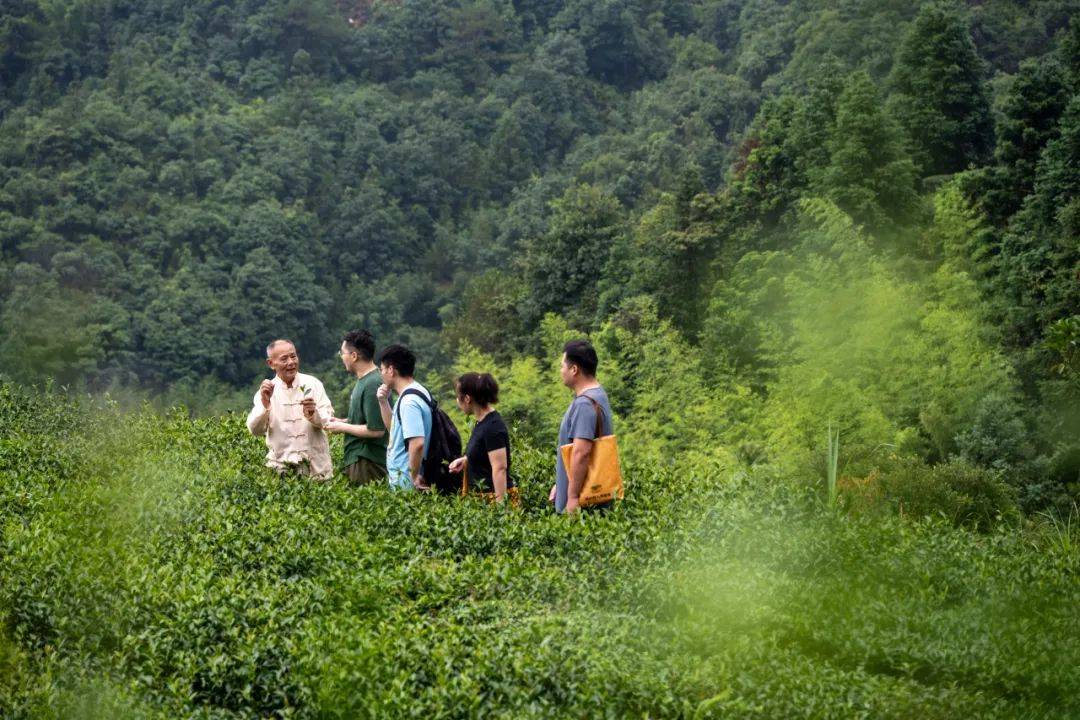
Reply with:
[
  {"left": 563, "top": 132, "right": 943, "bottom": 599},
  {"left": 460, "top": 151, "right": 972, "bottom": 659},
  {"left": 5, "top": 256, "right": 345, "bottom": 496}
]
[
  {"left": 574, "top": 382, "right": 601, "bottom": 396},
  {"left": 275, "top": 373, "right": 301, "bottom": 389}
]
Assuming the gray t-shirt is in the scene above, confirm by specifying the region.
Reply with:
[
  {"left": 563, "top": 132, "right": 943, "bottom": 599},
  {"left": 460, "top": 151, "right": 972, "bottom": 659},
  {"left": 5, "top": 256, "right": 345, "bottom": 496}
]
[{"left": 554, "top": 386, "right": 614, "bottom": 513}]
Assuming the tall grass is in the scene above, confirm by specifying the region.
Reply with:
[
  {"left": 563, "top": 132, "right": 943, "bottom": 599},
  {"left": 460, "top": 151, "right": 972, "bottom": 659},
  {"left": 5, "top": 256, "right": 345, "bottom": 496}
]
[
  {"left": 1035, "top": 503, "right": 1079, "bottom": 556},
  {"left": 826, "top": 422, "right": 840, "bottom": 505}
]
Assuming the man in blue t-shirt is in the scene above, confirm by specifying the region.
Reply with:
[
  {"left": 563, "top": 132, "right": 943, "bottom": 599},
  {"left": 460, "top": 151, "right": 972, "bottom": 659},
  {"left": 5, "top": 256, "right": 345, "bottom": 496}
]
[{"left": 376, "top": 344, "right": 433, "bottom": 491}]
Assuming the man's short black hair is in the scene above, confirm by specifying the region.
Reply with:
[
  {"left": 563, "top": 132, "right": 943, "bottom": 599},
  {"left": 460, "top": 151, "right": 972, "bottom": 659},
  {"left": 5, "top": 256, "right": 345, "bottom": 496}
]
[
  {"left": 563, "top": 339, "right": 598, "bottom": 376},
  {"left": 342, "top": 329, "right": 376, "bottom": 362},
  {"left": 378, "top": 343, "right": 416, "bottom": 377}
]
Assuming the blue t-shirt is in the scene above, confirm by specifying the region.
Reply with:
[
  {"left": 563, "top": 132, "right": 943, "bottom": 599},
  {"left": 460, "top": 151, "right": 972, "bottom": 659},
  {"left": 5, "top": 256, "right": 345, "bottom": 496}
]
[{"left": 386, "top": 381, "right": 433, "bottom": 491}]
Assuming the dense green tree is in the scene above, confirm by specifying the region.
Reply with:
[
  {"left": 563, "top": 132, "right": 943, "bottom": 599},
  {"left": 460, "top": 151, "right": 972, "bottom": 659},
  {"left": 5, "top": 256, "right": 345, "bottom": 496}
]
[
  {"left": 324, "top": 180, "right": 419, "bottom": 280},
  {"left": 609, "top": 168, "right": 718, "bottom": 337},
  {"left": 226, "top": 247, "right": 332, "bottom": 383},
  {"left": 554, "top": 0, "right": 671, "bottom": 89},
  {"left": 485, "top": 98, "right": 547, "bottom": 196},
  {"left": 0, "top": 0, "right": 46, "bottom": 109},
  {"left": 0, "top": 263, "right": 127, "bottom": 386},
  {"left": 781, "top": 3, "right": 917, "bottom": 84},
  {"left": 995, "top": 95, "right": 1080, "bottom": 351},
  {"left": 888, "top": 2, "right": 993, "bottom": 176},
  {"left": 816, "top": 71, "right": 921, "bottom": 232},
  {"left": 133, "top": 256, "right": 233, "bottom": 386},
  {"left": 963, "top": 58, "right": 1070, "bottom": 226},
  {"left": 723, "top": 94, "right": 802, "bottom": 229},
  {"left": 441, "top": 269, "right": 527, "bottom": 359},
  {"left": 423, "top": 0, "right": 523, "bottom": 90},
  {"left": 1062, "top": 16, "right": 1080, "bottom": 91},
  {"left": 522, "top": 184, "right": 623, "bottom": 329},
  {"left": 786, "top": 55, "right": 845, "bottom": 180},
  {"left": 733, "top": 0, "right": 796, "bottom": 89},
  {"left": 968, "top": 0, "right": 1076, "bottom": 74},
  {"left": 515, "top": 0, "right": 567, "bottom": 37}
]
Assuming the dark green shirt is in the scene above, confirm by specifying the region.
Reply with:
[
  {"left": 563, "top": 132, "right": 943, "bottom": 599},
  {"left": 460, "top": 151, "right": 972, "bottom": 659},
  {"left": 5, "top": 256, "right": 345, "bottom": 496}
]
[{"left": 342, "top": 369, "right": 387, "bottom": 469}]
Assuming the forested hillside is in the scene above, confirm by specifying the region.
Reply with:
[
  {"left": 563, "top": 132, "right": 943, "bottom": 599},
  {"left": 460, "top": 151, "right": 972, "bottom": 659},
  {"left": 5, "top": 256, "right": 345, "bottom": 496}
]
[{"left": 1, "top": 0, "right": 1078, "bottom": 512}]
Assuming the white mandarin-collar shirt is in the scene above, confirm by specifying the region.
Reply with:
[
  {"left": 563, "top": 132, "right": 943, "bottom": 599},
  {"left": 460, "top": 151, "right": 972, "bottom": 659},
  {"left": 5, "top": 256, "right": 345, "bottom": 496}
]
[{"left": 246, "top": 373, "right": 334, "bottom": 480}]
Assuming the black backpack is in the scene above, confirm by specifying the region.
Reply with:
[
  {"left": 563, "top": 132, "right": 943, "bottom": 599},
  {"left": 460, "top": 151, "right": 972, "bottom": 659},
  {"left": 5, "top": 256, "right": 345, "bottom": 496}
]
[{"left": 395, "top": 388, "right": 463, "bottom": 494}]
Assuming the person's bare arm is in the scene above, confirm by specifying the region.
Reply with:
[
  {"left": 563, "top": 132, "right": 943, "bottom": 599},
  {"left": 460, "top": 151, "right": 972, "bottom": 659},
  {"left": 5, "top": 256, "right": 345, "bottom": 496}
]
[
  {"left": 246, "top": 404, "right": 269, "bottom": 435},
  {"left": 407, "top": 437, "right": 427, "bottom": 489},
  {"left": 313, "top": 382, "right": 333, "bottom": 427},
  {"left": 377, "top": 384, "right": 393, "bottom": 431},
  {"left": 324, "top": 421, "right": 386, "bottom": 439},
  {"left": 246, "top": 381, "right": 274, "bottom": 435},
  {"left": 489, "top": 447, "right": 509, "bottom": 502},
  {"left": 565, "top": 437, "right": 594, "bottom": 513}
]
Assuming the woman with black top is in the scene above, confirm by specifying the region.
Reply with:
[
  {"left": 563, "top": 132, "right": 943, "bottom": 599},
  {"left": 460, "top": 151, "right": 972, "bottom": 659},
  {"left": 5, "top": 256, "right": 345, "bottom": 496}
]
[{"left": 448, "top": 372, "right": 518, "bottom": 506}]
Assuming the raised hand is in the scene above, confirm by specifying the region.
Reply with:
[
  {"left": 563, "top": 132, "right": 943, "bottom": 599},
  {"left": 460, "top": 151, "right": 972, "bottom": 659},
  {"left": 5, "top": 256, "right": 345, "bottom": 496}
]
[{"left": 260, "top": 379, "right": 275, "bottom": 409}]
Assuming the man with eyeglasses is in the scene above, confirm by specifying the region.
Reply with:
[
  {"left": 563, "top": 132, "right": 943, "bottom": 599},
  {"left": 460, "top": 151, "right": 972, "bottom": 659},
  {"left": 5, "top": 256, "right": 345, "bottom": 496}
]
[
  {"left": 324, "top": 330, "right": 388, "bottom": 485},
  {"left": 246, "top": 338, "right": 334, "bottom": 480}
]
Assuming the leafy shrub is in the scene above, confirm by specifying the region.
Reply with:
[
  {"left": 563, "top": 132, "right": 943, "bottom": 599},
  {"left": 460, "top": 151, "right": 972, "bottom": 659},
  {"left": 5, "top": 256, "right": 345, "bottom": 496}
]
[
  {"left": 1019, "top": 444, "right": 1080, "bottom": 516},
  {"left": 954, "top": 391, "right": 1034, "bottom": 470},
  {"left": 876, "top": 456, "right": 1020, "bottom": 530}
]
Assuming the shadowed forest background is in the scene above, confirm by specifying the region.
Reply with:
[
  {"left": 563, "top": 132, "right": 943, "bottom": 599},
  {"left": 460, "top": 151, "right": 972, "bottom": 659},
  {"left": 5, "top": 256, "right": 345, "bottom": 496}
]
[{"left": 1, "top": 1, "right": 1080, "bottom": 716}]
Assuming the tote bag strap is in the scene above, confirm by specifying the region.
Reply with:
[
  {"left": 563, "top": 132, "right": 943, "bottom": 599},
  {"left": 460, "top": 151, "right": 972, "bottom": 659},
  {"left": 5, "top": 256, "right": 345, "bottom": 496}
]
[{"left": 582, "top": 394, "right": 606, "bottom": 439}]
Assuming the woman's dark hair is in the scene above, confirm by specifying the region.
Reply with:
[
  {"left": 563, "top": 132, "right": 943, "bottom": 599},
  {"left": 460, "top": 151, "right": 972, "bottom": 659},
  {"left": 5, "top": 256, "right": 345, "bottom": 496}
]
[
  {"left": 456, "top": 372, "right": 499, "bottom": 406},
  {"left": 563, "top": 339, "right": 598, "bottom": 376},
  {"left": 377, "top": 344, "right": 416, "bottom": 377},
  {"left": 342, "top": 329, "right": 376, "bottom": 361}
]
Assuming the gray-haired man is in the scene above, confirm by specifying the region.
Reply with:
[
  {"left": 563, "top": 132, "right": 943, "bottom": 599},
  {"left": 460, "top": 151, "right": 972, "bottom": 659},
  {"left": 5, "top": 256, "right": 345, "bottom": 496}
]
[{"left": 246, "top": 339, "right": 334, "bottom": 480}]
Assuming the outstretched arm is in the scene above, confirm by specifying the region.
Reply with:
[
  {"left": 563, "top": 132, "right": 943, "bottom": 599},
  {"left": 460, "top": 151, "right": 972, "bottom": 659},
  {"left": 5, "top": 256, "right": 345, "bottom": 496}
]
[{"left": 325, "top": 421, "right": 386, "bottom": 439}]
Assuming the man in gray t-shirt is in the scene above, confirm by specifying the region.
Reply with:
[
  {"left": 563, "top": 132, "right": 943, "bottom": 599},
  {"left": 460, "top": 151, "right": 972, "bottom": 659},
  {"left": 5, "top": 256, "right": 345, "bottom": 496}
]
[{"left": 551, "top": 340, "right": 614, "bottom": 514}]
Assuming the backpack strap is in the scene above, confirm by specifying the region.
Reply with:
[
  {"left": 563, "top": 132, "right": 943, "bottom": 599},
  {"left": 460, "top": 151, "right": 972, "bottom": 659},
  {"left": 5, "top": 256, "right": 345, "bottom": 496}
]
[{"left": 394, "top": 387, "right": 433, "bottom": 427}]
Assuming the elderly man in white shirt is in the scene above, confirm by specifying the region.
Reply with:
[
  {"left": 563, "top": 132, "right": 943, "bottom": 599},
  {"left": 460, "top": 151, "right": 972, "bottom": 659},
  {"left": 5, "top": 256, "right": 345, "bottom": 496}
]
[{"left": 246, "top": 338, "right": 334, "bottom": 480}]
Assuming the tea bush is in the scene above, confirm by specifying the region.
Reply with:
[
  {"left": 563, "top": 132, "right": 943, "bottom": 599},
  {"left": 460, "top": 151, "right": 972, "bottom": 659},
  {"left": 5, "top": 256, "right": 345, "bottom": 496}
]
[
  {"left": 874, "top": 456, "right": 1021, "bottom": 530},
  {"left": 1, "top": 383, "right": 1077, "bottom": 718}
]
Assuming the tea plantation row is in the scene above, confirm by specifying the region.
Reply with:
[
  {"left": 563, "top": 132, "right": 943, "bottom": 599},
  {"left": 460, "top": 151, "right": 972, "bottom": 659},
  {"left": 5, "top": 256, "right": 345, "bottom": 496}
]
[{"left": 1, "top": 384, "right": 1077, "bottom": 718}]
